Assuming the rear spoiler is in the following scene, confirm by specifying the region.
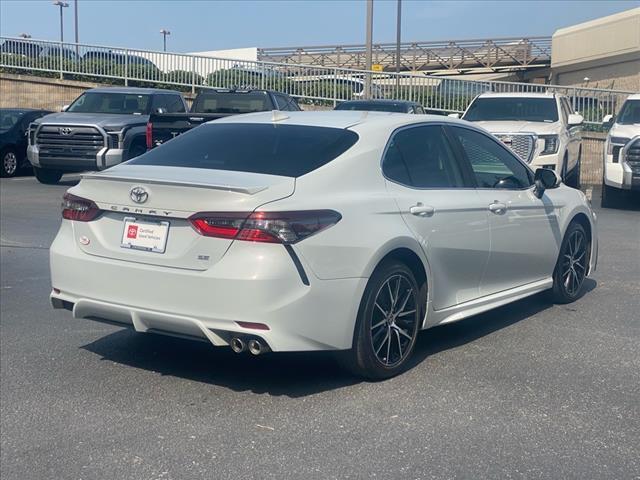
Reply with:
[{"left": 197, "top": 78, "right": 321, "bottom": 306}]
[{"left": 80, "top": 173, "right": 268, "bottom": 195}]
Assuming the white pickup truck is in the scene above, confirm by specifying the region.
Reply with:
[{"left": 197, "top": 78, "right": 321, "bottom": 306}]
[
  {"left": 458, "top": 92, "right": 584, "bottom": 188},
  {"left": 601, "top": 94, "right": 640, "bottom": 207}
]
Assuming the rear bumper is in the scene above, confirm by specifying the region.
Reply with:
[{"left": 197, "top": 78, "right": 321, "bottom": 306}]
[{"left": 50, "top": 222, "right": 367, "bottom": 352}]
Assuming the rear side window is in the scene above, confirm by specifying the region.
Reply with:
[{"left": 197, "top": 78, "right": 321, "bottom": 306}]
[
  {"left": 382, "top": 125, "right": 464, "bottom": 188},
  {"left": 153, "top": 94, "right": 186, "bottom": 113},
  {"left": 130, "top": 123, "right": 359, "bottom": 177}
]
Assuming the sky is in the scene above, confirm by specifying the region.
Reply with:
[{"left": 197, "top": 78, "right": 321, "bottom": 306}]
[{"left": 0, "top": 0, "right": 638, "bottom": 52}]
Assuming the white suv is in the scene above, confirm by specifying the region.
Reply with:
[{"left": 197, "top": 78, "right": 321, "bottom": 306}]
[
  {"left": 601, "top": 94, "right": 640, "bottom": 207},
  {"left": 460, "top": 93, "right": 584, "bottom": 188}
]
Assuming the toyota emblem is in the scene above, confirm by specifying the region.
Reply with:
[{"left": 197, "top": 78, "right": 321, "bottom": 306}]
[
  {"left": 58, "top": 127, "right": 74, "bottom": 135},
  {"left": 130, "top": 186, "right": 148, "bottom": 204}
]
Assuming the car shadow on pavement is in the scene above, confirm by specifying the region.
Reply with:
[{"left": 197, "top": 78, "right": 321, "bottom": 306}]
[
  {"left": 82, "top": 280, "right": 596, "bottom": 397},
  {"left": 407, "top": 279, "right": 596, "bottom": 371}
]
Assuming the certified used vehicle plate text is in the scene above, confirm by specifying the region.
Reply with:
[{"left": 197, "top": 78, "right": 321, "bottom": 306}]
[{"left": 120, "top": 217, "right": 169, "bottom": 253}]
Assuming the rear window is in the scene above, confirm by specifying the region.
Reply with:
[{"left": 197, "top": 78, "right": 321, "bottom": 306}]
[
  {"left": 336, "top": 102, "right": 407, "bottom": 113},
  {"left": 129, "top": 123, "right": 359, "bottom": 177},
  {"left": 192, "top": 92, "right": 271, "bottom": 114}
]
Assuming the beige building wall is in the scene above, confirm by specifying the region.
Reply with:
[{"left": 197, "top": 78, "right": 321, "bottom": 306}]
[{"left": 551, "top": 7, "right": 640, "bottom": 91}]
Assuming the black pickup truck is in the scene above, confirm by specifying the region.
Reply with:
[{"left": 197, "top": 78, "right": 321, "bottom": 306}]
[{"left": 146, "top": 89, "right": 301, "bottom": 149}]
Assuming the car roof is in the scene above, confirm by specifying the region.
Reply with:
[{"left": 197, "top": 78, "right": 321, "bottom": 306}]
[
  {"left": 338, "top": 99, "right": 419, "bottom": 106},
  {"left": 86, "top": 87, "right": 181, "bottom": 95},
  {"left": 626, "top": 93, "right": 640, "bottom": 101},
  {"left": 476, "top": 92, "right": 557, "bottom": 99},
  {"left": 0, "top": 108, "right": 50, "bottom": 113},
  {"left": 214, "top": 110, "right": 467, "bottom": 131}
]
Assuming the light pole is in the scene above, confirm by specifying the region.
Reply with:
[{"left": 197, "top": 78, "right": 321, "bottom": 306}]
[
  {"left": 53, "top": 1, "right": 69, "bottom": 43},
  {"left": 395, "top": 0, "right": 401, "bottom": 93},
  {"left": 364, "top": 0, "right": 373, "bottom": 99},
  {"left": 160, "top": 29, "right": 171, "bottom": 52},
  {"left": 74, "top": 0, "right": 79, "bottom": 56}
]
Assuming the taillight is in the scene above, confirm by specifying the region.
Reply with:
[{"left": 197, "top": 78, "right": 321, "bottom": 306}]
[
  {"left": 145, "top": 122, "right": 152, "bottom": 149},
  {"left": 62, "top": 193, "right": 102, "bottom": 221},
  {"left": 189, "top": 210, "right": 341, "bottom": 244}
]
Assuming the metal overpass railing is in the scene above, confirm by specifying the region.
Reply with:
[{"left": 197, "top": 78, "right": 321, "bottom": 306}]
[
  {"left": 258, "top": 36, "right": 553, "bottom": 73},
  {"left": 0, "top": 36, "right": 634, "bottom": 126}
]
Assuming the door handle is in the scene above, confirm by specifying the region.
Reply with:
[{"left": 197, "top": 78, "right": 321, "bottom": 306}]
[
  {"left": 410, "top": 204, "right": 435, "bottom": 217},
  {"left": 488, "top": 201, "right": 507, "bottom": 214}
]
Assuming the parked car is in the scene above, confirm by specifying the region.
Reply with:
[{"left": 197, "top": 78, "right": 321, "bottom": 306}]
[
  {"left": 601, "top": 94, "right": 640, "bottom": 207},
  {"left": 335, "top": 99, "right": 426, "bottom": 114},
  {"left": 147, "top": 88, "right": 300, "bottom": 148},
  {"left": 0, "top": 108, "right": 51, "bottom": 177},
  {"left": 290, "top": 75, "right": 385, "bottom": 100},
  {"left": 458, "top": 93, "right": 584, "bottom": 188},
  {"left": 39, "top": 45, "right": 79, "bottom": 61},
  {"left": 50, "top": 111, "right": 597, "bottom": 379},
  {"left": 0, "top": 39, "right": 42, "bottom": 58},
  {"left": 82, "top": 50, "right": 157, "bottom": 68},
  {"left": 27, "top": 87, "right": 187, "bottom": 184}
]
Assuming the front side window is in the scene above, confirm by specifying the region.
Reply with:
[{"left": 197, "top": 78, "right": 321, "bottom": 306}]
[
  {"left": 382, "top": 125, "right": 464, "bottom": 188},
  {"left": 451, "top": 127, "right": 532, "bottom": 189},
  {"left": 463, "top": 97, "right": 559, "bottom": 123},
  {"left": 67, "top": 92, "right": 151, "bottom": 114},
  {"left": 129, "top": 123, "right": 359, "bottom": 178},
  {"left": 0, "top": 110, "right": 23, "bottom": 132}
]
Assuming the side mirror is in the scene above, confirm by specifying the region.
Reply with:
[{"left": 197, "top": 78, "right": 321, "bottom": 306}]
[
  {"left": 61, "top": 104, "right": 69, "bottom": 112},
  {"left": 533, "top": 168, "right": 561, "bottom": 198},
  {"left": 448, "top": 113, "right": 461, "bottom": 119},
  {"left": 567, "top": 113, "right": 583, "bottom": 127},
  {"left": 602, "top": 114, "right": 614, "bottom": 127}
]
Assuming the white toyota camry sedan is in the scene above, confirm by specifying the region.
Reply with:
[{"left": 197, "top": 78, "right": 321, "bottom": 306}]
[{"left": 50, "top": 111, "right": 597, "bottom": 379}]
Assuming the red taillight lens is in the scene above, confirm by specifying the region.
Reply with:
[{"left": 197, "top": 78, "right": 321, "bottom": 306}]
[
  {"left": 62, "top": 193, "right": 101, "bottom": 221},
  {"left": 145, "top": 122, "right": 152, "bottom": 149},
  {"left": 189, "top": 210, "right": 341, "bottom": 244},
  {"left": 190, "top": 213, "right": 248, "bottom": 239}
]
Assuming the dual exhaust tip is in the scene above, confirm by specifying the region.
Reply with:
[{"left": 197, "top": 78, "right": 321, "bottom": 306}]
[{"left": 230, "top": 337, "right": 266, "bottom": 355}]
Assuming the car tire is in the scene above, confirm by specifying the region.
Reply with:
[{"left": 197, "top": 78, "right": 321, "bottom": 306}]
[
  {"left": 1, "top": 148, "right": 20, "bottom": 178},
  {"left": 551, "top": 222, "right": 589, "bottom": 304},
  {"left": 339, "top": 260, "right": 422, "bottom": 380},
  {"left": 601, "top": 182, "right": 619, "bottom": 208},
  {"left": 33, "top": 167, "right": 63, "bottom": 185}
]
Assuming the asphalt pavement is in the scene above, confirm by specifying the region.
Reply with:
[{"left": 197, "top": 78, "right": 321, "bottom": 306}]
[{"left": 1, "top": 174, "right": 639, "bottom": 480}]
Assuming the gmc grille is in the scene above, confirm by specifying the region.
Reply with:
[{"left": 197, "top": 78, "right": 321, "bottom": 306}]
[
  {"left": 36, "top": 125, "right": 106, "bottom": 162},
  {"left": 495, "top": 134, "right": 535, "bottom": 163},
  {"left": 624, "top": 138, "right": 640, "bottom": 175}
]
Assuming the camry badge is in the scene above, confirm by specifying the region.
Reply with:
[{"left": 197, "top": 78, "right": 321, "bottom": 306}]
[{"left": 130, "top": 186, "right": 148, "bottom": 204}]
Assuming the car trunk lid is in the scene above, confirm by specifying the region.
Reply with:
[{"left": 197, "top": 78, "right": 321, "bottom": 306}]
[{"left": 67, "top": 165, "right": 295, "bottom": 270}]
